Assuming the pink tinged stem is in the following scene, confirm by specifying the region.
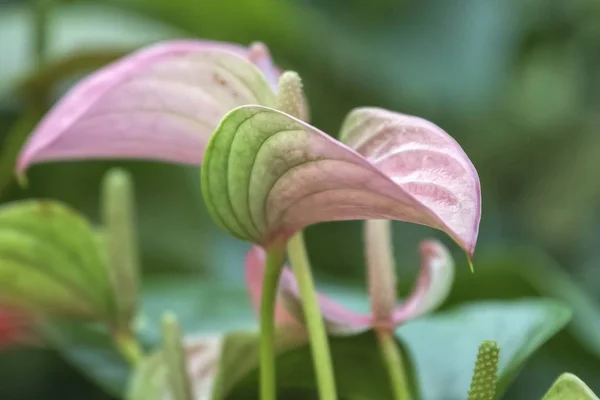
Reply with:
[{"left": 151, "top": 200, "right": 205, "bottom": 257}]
[
  {"left": 391, "top": 240, "right": 455, "bottom": 325},
  {"left": 245, "top": 246, "right": 299, "bottom": 327},
  {"left": 364, "top": 220, "right": 411, "bottom": 400},
  {"left": 279, "top": 266, "right": 372, "bottom": 335},
  {"left": 365, "top": 219, "right": 397, "bottom": 330}
]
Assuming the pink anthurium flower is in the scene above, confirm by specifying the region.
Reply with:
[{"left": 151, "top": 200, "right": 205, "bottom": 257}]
[
  {"left": 201, "top": 103, "right": 480, "bottom": 259},
  {"left": 16, "top": 40, "right": 281, "bottom": 176},
  {"left": 16, "top": 39, "right": 481, "bottom": 399},
  {"left": 16, "top": 40, "right": 480, "bottom": 261},
  {"left": 245, "top": 233, "right": 454, "bottom": 335}
]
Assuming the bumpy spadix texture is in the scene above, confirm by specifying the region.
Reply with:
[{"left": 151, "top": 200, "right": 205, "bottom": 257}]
[
  {"left": 467, "top": 341, "right": 499, "bottom": 400},
  {"left": 17, "top": 40, "right": 278, "bottom": 175},
  {"left": 245, "top": 239, "right": 454, "bottom": 335},
  {"left": 201, "top": 105, "right": 480, "bottom": 256}
]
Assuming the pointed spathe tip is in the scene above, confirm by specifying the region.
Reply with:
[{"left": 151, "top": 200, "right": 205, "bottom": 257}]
[
  {"left": 467, "top": 255, "right": 475, "bottom": 274},
  {"left": 16, "top": 171, "right": 28, "bottom": 189}
]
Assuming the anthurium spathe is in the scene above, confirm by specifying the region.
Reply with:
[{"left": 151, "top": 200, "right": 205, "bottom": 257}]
[
  {"left": 201, "top": 104, "right": 480, "bottom": 257},
  {"left": 15, "top": 39, "right": 481, "bottom": 400},
  {"left": 200, "top": 76, "right": 480, "bottom": 400},
  {"left": 16, "top": 40, "right": 280, "bottom": 175}
]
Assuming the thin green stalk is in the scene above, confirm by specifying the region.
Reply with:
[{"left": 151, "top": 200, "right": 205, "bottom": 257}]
[
  {"left": 115, "top": 331, "right": 144, "bottom": 366},
  {"left": 260, "top": 245, "right": 287, "bottom": 400},
  {"left": 377, "top": 331, "right": 412, "bottom": 400},
  {"left": 102, "top": 168, "right": 139, "bottom": 332},
  {"left": 162, "top": 314, "right": 194, "bottom": 400},
  {"left": 287, "top": 232, "right": 337, "bottom": 400},
  {"left": 32, "top": 0, "right": 52, "bottom": 68}
]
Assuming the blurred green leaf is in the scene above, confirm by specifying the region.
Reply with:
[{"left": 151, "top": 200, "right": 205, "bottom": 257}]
[
  {"left": 127, "top": 350, "right": 164, "bottom": 400},
  {"left": 398, "top": 299, "right": 572, "bottom": 400},
  {"left": 449, "top": 244, "right": 600, "bottom": 361},
  {"left": 226, "top": 331, "right": 418, "bottom": 400},
  {"left": 0, "top": 200, "right": 115, "bottom": 321},
  {"left": 42, "top": 320, "right": 129, "bottom": 397},
  {"left": 212, "top": 327, "right": 307, "bottom": 400},
  {"left": 128, "top": 332, "right": 234, "bottom": 400},
  {"left": 47, "top": 275, "right": 257, "bottom": 396},
  {"left": 138, "top": 276, "right": 257, "bottom": 344},
  {"left": 542, "top": 373, "right": 599, "bottom": 400},
  {"left": 519, "top": 126, "right": 600, "bottom": 252}
]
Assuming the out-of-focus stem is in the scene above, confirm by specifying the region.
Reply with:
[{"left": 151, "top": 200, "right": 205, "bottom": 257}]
[
  {"left": 33, "top": 0, "right": 52, "bottom": 68},
  {"left": 115, "top": 331, "right": 143, "bottom": 366}
]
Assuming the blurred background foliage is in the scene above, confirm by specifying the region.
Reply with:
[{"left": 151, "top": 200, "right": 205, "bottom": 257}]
[{"left": 1, "top": 0, "right": 600, "bottom": 398}]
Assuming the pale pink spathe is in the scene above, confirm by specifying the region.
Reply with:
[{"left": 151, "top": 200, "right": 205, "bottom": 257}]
[{"left": 16, "top": 40, "right": 279, "bottom": 176}]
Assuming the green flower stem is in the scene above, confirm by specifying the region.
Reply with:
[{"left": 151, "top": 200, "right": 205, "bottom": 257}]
[
  {"left": 287, "top": 232, "right": 337, "bottom": 400},
  {"left": 115, "top": 331, "right": 144, "bottom": 366},
  {"left": 162, "top": 313, "right": 194, "bottom": 400},
  {"left": 102, "top": 168, "right": 139, "bottom": 332},
  {"left": 377, "top": 331, "right": 412, "bottom": 400},
  {"left": 260, "top": 244, "right": 287, "bottom": 400}
]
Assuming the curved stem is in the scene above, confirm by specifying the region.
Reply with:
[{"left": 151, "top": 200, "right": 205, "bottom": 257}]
[
  {"left": 260, "top": 245, "right": 286, "bottom": 400},
  {"left": 287, "top": 232, "right": 337, "bottom": 400},
  {"left": 115, "top": 331, "right": 143, "bottom": 366},
  {"left": 377, "top": 331, "right": 412, "bottom": 400}
]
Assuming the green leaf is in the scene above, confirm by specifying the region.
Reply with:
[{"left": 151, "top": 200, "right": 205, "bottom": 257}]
[
  {"left": 41, "top": 320, "right": 130, "bottom": 397},
  {"left": 47, "top": 276, "right": 257, "bottom": 396},
  {"left": 139, "top": 276, "right": 257, "bottom": 344},
  {"left": 448, "top": 244, "right": 600, "bottom": 361},
  {"left": 0, "top": 200, "right": 115, "bottom": 321},
  {"left": 223, "top": 331, "right": 419, "bottom": 400},
  {"left": 212, "top": 327, "right": 307, "bottom": 400},
  {"left": 542, "top": 373, "right": 600, "bottom": 400},
  {"left": 397, "top": 299, "right": 572, "bottom": 400},
  {"left": 128, "top": 333, "right": 227, "bottom": 400},
  {"left": 127, "top": 350, "right": 166, "bottom": 400}
]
